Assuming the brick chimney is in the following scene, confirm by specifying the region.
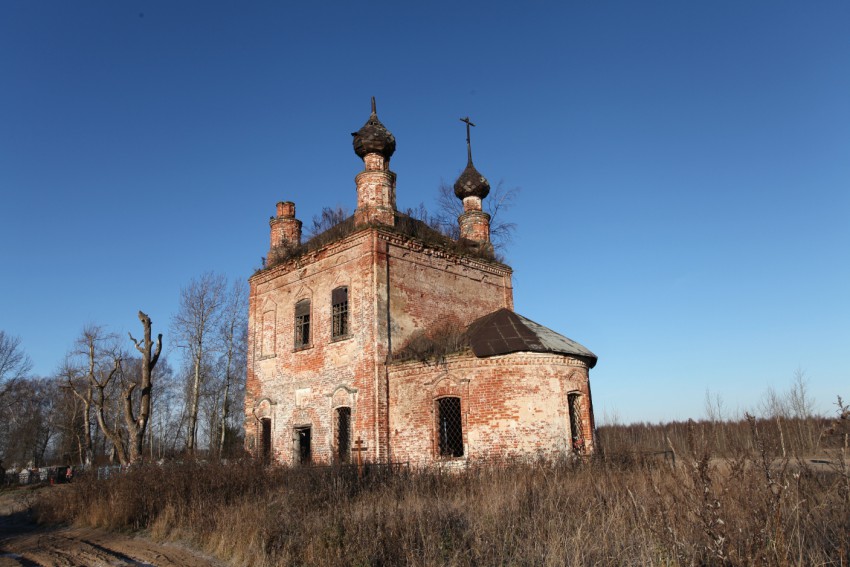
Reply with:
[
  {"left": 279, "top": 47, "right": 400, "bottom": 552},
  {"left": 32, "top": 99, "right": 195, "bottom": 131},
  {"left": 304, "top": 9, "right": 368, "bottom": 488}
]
[
  {"left": 269, "top": 201, "right": 302, "bottom": 255},
  {"left": 352, "top": 98, "right": 397, "bottom": 227}
]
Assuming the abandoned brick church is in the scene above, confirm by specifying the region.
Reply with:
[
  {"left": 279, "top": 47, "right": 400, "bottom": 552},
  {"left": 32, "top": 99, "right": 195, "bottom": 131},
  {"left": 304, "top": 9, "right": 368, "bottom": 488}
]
[{"left": 245, "top": 100, "right": 598, "bottom": 466}]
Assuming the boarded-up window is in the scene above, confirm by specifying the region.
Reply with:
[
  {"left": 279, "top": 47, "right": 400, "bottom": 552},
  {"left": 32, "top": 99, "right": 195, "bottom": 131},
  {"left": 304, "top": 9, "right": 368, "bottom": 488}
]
[
  {"left": 335, "top": 407, "right": 351, "bottom": 463},
  {"left": 437, "top": 397, "right": 463, "bottom": 458},
  {"left": 332, "top": 287, "right": 349, "bottom": 338},
  {"left": 294, "top": 299, "right": 310, "bottom": 347}
]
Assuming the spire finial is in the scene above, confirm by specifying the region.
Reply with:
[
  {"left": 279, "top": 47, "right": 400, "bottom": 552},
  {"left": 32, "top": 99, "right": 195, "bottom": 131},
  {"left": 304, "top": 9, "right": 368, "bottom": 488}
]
[
  {"left": 460, "top": 116, "right": 476, "bottom": 165},
  {"left": 371, "top": 96, "right": 377, "bottom": 116}
]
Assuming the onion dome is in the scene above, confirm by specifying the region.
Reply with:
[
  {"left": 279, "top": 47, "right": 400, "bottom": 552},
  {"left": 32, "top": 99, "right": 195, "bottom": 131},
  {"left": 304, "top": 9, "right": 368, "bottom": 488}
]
[
  {"left": 352, "top": 97, "right": 396, "bottom": 159},
  {"left": 454, "top": 116, "right": 490, "bottom": 199},
  {"left": 454, "top": 161, "right": 490, "bottom": 200}
]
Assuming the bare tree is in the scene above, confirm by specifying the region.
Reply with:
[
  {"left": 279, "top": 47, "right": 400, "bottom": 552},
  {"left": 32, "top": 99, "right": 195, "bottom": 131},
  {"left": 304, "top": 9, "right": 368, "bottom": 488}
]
[
  {"left": 171, "top": 272, "right": 227, "bottom": 454},
  {"left": 0, "top": 377, "right": 58, "bottom": 468},
  {"left": 59, "top": 353, "right": 95, "bottom": 467},
  {"left": 66, "top": 313, "right": 162, "bottom": 466},
  {"left": 75, "top": 327, "right": 129, "bottom": 464},
  {"left": 51, "top": 378, "right": 88, "bottom": 466},
  {"left": 0, "top": 331, "right": 33, "bottom": 402},
  {"left": 433, "top": 181, "right": 519, "bottom": 252},
  {"left": 215, "top": 279, "right": 248, "bottom": 457},
  {"left": 143, "top": 357, "right": 178, "bottom": 460}
]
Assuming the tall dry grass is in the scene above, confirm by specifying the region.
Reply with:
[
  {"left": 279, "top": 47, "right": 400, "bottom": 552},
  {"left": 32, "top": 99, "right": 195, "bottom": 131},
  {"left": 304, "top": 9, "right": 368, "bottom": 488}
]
[{"left": 35, "top": 417, "right": 849, "bottom": 566}]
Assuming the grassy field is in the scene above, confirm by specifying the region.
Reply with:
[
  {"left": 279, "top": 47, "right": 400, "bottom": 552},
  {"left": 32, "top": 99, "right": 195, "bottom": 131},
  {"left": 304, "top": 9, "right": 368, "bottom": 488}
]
[{"left": 34, "top": 417, "right": 850, "bottom": 566}]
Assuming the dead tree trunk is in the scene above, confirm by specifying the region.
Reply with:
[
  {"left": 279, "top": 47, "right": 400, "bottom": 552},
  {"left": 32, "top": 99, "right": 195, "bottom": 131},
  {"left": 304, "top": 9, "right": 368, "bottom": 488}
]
[{"left": 126, "top": 311, "right": 162, "bottom": 464}]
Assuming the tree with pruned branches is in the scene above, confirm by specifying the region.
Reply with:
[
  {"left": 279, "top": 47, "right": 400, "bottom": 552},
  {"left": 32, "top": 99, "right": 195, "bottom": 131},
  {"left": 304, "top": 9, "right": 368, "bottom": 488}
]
[
  {"left": 125, "top": 311, "right": 163, "bottom": 463},
  {"left": 64, "top": 312, "right": 162, "bottom": 466}
]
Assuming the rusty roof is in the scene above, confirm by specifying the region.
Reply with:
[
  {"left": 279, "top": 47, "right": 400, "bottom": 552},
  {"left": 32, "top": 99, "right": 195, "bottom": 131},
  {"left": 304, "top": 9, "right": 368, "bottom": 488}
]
[{"left": 467, "top": 308, "right": 597, "bottom": 368}]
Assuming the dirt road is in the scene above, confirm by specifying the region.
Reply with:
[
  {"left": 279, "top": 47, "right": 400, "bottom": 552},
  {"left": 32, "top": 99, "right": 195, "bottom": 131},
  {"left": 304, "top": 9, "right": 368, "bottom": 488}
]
[{"left": 0, "top": 488, "right": 227, "bottom": 567}]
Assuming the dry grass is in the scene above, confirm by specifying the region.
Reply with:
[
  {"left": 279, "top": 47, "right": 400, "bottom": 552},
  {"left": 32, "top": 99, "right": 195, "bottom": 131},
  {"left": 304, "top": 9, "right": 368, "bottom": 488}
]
[{"left": 34, "top": 419, "right": 850, "bottom": 566}]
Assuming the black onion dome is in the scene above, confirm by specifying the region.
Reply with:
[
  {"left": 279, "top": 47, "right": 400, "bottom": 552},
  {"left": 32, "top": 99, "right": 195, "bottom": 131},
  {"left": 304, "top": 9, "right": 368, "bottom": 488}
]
[
  {"left": 352, "top": 98, "right": 396, "bottom": 159},
  {"left": 454, "top": 161, "right": 490, "bottom": 200}
]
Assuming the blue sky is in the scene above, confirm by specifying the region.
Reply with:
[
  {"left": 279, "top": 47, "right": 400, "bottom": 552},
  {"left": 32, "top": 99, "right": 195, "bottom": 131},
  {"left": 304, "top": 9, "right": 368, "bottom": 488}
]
[{"left": 1, "top": 1, "right": 847, "bottom": 423}]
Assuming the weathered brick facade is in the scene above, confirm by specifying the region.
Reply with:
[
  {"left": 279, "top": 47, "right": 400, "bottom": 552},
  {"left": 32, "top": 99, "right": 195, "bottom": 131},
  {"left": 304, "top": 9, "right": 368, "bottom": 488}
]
[
  {"left": 389, "top": 353, "right": 595, "bottom": 464},
  {"left": 245, "top": 102, "right": 597, "bottom": 466}
]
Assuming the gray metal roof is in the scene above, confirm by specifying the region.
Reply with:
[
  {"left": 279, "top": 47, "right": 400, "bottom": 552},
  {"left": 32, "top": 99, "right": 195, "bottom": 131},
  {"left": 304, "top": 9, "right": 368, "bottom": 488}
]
[{"left": 467, "top": 308, "right": 598, "bottom": 368}]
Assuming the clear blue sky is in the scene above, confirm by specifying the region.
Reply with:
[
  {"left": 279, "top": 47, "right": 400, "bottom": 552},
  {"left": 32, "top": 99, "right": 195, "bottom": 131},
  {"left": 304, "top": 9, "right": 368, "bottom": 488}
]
[{"left": 1, "top": 1, "right": 848, "bottom": 423}]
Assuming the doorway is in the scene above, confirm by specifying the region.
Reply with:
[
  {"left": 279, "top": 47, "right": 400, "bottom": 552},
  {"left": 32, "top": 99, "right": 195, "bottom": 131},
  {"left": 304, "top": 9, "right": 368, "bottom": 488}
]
[
  {"left": 260, "top": 418, "right": 271, "bottom": 465},
  {"left": 295, "top": 426, "right": 312, "bottom": 464}
]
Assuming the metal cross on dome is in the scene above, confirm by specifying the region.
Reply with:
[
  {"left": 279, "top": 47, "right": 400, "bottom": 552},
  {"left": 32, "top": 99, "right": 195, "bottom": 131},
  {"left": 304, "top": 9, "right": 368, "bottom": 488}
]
[{"left": 460, "top": 116, "right": 476, "bottom": 164}]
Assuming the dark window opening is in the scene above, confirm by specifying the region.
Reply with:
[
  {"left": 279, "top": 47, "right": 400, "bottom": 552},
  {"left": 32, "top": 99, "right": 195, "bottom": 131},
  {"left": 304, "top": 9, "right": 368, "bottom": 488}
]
[
  {"left": 295, "top": 426, "right": 312, "bottom": 464},
  {"left": 260, "top": 418, "right": 271, "bottom": 465},
  {"left": 437, "top": 397, "right": 464, "bottom": 458},
  {"left": 568, "top": 393, "right": 584, "bottom": 453},
  {"left": 332, "top": 287, "right": 349, "bottom": 338},
  {"left": 335, "top": 407, "right": 351, "bottom": 463},
  {"left": 295, "top": 299, "right": 310, "bottom": 347}
]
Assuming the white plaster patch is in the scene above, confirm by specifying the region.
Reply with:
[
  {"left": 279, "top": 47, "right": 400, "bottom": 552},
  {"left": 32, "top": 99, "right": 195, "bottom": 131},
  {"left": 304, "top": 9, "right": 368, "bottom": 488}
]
[{"left": 295, "top": 388, "right": 311, "bottom": 408}]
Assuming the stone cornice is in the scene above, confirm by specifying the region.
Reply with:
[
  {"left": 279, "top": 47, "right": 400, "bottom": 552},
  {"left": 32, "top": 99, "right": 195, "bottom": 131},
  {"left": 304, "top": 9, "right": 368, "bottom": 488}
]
[
  {"left": 251, "top": 223, "right": 513, "bottom": 285},
  {"left": 250, "top": 228, "right": 372, "bottom": 285},
  {"left": 387, "top": 351, "right": 589, "bottom": 378},
  {"left": 375, "top": 229, "right": 512, "bottom": 277}
]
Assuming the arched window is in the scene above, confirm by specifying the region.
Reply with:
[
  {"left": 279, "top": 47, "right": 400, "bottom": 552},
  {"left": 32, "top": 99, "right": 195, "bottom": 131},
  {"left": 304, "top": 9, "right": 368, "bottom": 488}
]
[
  {"left": 294, "top": 299, "right": 310, "bottom": 348},
  {"left": 332, "top": 287, "right": 349, "bottom": 339},
  {"left": 335, "top": 407, "right": 351, "bottom": 463},
  {"left": 437, "top": 397, "right": 463, "bottom": 458}
]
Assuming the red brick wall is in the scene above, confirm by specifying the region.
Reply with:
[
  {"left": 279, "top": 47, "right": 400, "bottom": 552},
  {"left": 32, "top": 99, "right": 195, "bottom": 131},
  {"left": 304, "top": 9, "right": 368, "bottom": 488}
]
[
  {"left": 382, "top": 232, "right": 513, "bottom": 352},
  {"left": 388, "top": 352, "right": 595, "bottom": 466},
  {"left": 247, "top": 230, "right": 384, "bottom": 465},
  {"left": 245, "top": 225, "right": 515, "bottom": 466}
]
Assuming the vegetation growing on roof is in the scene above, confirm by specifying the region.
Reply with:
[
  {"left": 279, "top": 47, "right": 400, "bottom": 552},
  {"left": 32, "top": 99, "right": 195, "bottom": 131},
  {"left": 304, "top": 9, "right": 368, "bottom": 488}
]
[
  {"left": 261, "top": 204, "right": 506, "bottom": 272},
  {"left": 391, "top": 318, "right": 470, "bottom": 365}
]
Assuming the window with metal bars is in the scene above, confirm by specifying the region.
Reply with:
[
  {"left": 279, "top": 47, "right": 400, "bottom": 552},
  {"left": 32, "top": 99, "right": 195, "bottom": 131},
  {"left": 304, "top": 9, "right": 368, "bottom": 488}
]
[
  {"left": 294, "top": 299, "right": 310, "bottom": 348},
  {"left": 332, "top": 287, "right": 349, "bottom": 339},
  {"left": 335, "top": 407, "right": 351, "bottom": 463},
  {"left": 568, "top": 392, "right": 584, "bottom": 453},
  {"left": 437, "top": 397, "right": 464, "bottom": 458}
]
